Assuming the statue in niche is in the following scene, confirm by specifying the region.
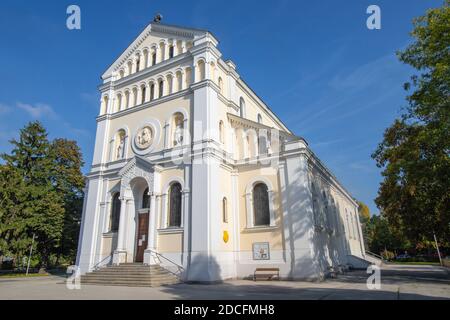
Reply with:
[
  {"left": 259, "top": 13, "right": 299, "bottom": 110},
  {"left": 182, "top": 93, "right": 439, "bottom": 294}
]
[
  {"left": 116, "top": 133, "right": 125, "bottom": 159},
  {"left": 135, "top": 126, "right": 153, "bottom": 150},
  {"left": 173, "top": 117, "right": 184, "bottom": 146},
  {"left": 266, "top": 139, "right": 273, "bottom": 155}
]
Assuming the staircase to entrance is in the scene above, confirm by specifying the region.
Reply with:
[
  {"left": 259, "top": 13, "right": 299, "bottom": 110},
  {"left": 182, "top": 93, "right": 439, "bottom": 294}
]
[{"left": 80, "top": 263, "right": 180, "bottom": 287}]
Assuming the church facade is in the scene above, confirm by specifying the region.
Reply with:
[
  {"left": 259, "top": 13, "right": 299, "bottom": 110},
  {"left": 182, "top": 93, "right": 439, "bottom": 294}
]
[{"left": 76, "top": 20, "right": 367, "bottom": 282}]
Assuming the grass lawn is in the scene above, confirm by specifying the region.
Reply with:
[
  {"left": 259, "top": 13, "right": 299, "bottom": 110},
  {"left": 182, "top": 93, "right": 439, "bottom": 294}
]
[{"left": 0, "top": 273, "right": 49, "bottom": 278}]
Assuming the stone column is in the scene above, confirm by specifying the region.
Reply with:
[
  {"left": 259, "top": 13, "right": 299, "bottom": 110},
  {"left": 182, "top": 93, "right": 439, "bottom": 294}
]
[
  {"left": 144, "top": 192, "right": 158, "bottom": 265},
  {"left": 160, "top": 193, "right": 168, "bottom": 228},
  {"left": 145, "top": 84, "right": 151, "bottom": 102},
  {"left": 169, "top": 75, "right": 174, "bottom": 95},
  {"left": 163, "top": 121, "right": 170, "bottom": 149},
  {"left": 103, "top": 200, "right": 112, "bottom": 233},
  {"left": 180, "top": 72, "right": 185, "bottom": 91},
  {"left": 113, "top": 196, "right": 128, "bottom": 265},
  {"left": 148, "top": 193, "right": 157, "bottom": 248},
  {"left": 136, "top": 87, "right": 142, "bottom": 106},
  {"left": 182, "top": 118, "right": 189, "bottom": 146},
  {"left": 164, "top": 41, "right": 169, "bottom": 60}
]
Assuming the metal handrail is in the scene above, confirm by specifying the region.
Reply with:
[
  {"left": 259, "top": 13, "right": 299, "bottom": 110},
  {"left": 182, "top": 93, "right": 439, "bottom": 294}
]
[
  {"left": 365, "top": 251, "right": 385, "bottom": 261},
  {"left": 147, "top": 249, "right": 184, "bottom": 279},
  {"left": 92, "top": 254, "right": 112, "bottom": 270}
]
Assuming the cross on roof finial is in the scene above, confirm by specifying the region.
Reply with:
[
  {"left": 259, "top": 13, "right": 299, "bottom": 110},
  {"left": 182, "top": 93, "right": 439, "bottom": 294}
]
[{"left": 153, "top": 13, "right": 163, "bottom": 23}]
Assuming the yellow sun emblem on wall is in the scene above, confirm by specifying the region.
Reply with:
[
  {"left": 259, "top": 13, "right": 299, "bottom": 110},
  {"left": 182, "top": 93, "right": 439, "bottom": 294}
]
[{"left": 223, "top": 231, "right": 229, "bottom": 243}]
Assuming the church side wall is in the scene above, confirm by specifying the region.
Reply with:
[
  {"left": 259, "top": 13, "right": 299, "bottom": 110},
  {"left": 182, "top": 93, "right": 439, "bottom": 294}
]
[
  {"left": 308, "top": 159, "right": 365, "bottom": 267},
  {"left": 235, "top": 166, "right": 285, "bottom": 279}
]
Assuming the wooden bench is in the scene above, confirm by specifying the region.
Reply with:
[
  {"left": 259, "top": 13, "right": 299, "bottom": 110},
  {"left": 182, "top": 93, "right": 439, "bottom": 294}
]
[{"left": 253, "top": 268, "right": 280, "bottom": 281}]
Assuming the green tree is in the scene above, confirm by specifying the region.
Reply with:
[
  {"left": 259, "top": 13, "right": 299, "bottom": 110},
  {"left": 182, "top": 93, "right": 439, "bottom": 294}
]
[
  {"left": 0, "top": 165, "right": 30, "bottom": 265},
  {"left": 0, "top": 121, "right": 85, "bottom": 269},
  {"left": 365, "top": 215, "right": 409, "bottom": 255},
  {"left": 50, "top": 138, "right": 85, "bottom": 264},
  {"left": 372, "top": 1, "right": 450, "bottom": 245}
]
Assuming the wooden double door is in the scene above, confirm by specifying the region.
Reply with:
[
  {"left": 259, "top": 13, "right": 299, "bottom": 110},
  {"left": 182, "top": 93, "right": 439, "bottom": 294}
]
[{"left": 135, "top": 212, "right": 149, "bottom": 263}]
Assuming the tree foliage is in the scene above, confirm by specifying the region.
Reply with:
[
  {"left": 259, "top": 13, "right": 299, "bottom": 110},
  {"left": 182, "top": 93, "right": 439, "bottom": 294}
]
[
  {"left": 357, "top": 201, "right": 371, "bottom": 222},
  {"left": 372, "top": 1, "right": 450, "bottom": 245},
  {"left": 365, "top": 215, "right": 410, "bottom": 255},
  {"left": 0, "top": 122, "right": 85, "bottom": 269},
  {"left": 357, "top": 201, "right": 371, "bottom": 250}
]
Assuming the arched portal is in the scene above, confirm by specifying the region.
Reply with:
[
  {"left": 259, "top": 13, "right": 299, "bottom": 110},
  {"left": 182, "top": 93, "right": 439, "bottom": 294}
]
[{"left": 112, "top": 156, "right": 160, "bottom": 266}]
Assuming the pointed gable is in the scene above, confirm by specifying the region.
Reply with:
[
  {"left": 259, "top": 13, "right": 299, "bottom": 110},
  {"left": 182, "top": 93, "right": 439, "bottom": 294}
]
[{"left": 101, "top": 22, "right": 215, "bottom": 81}]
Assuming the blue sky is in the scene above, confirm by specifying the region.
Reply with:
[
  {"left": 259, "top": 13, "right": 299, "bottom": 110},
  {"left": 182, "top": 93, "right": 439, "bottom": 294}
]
[{"left": 0, "top": 0, "right": 443, "bottom": 215}]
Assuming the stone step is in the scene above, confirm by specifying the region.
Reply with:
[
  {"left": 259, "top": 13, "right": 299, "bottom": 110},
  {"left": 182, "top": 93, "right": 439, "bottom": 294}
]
[
  {"left": 89, "top": 270, "right": 168, "bottom": 275},
  {"left": 101, "top": 266, "right": 154, "bottom": 270},
  {"left": 81, "top": 263, "right": 180, "bottom": 287},
  {"left": 81, "top": 277, "right": 179, "bottom": 283},
  {"left": 81, "top": 278, "right": 179, "bottom": 287},
  {"left": 81, "top": 275, "right": 177, "bottom": 281}
]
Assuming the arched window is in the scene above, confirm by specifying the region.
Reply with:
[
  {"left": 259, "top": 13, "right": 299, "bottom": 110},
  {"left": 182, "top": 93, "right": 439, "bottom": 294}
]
[
  {"left": 125, "top": 91, "right": 130, "bottom": 109},
  {"left": 136, "top": 58, "right": 140, "bottom": 73},
  {"left": 142, "top": 187, "right": 150, "bottom": 209},
  {"left": 197, "top": 60, "right": 205, "bottom": 81},
  {"left": 110, "top": 193, "right": 121, "bottom": 232},
  {"left": 185, "top": 67, "right": 192, "bottom": 87},
  {"left": 257, "top": 113, "right": 262, "bottom": 124},
  {"left": 210, "top": 61, "right": 216, "bottom": 81},
  {"left": 176, "top": 40, "right": 182, "bottom": 55},
  {"left": 222, "top": 197, "right": 228, "bottom": 223},
  {"left": 239, "top": 97, "right": 246, "bottom": 118},
  {"left": 258, "top": 135, "right": 267, "bottom": 155},
  {"left": 158, "top": 80, "right": 164, "bottom": 98},
  {"left": 176, "top": 71, "right": 183, "bottom": 91},
  {"left": 159, "top": 42, "right": 166, "bottom": 62},
  {"left": 150, "top": 83, "right": 155, "bottom": 101},
  {"left": 253, "top": 183, "right": 270, "bottom": 226},
  {"left": 127, "top": 61, "right": 132, "bottom": 75},
  {"left": 141, "top": 85, "right": 146, "bottom": 104},
  {"left": 116, "top": 94, "right": 122, "bottom": 112},
  {"left": 168, "top": 183, "right": 182, "bottom": 227},
  {"left": 167, "top": 74, "right": 173, "bottom": 94},
  {"left": 119, "top": 69, "right": 125, "bottom": 79},
  {"left": 143, "top": 50, "right": 149, "bottom": 68},
  {"left": 219, "top": 120, "right": 224, "bottom": 144},
  {"left": 345, "top": 209, "right": 351, "bottom": 238},
  {"left": 169, "top": 45, "right": 174, "bottom": 58},
  {"left": 151, "top": 52, "right": 156, "bottom": 66},
  {"left": 132, "top": 87, "right": 138, "bottom": 107},
  {"left": 218, "top": 77, "right": 223, "bottom": 94},
  {"left": 101, "top": 95, "right": 109, "bottom": 115}
]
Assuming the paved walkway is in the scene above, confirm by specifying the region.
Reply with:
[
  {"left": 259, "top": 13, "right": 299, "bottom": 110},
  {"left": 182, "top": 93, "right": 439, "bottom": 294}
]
[{"left": 0, "top": 264, "right": 448, "bottom": 300}]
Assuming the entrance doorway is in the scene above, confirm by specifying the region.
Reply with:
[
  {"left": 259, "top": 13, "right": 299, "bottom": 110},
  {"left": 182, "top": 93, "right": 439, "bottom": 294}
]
[
  {"left": 135, "top": 212, "right": 149, "bottom": 262},
  {"left": 135, "top": 187, "right": 150, "bottom": 263}
]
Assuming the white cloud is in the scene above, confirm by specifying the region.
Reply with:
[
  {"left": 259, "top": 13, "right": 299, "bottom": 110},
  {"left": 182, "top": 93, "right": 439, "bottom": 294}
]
[{"left": 16, "top": 102, "right": 57, "bottom": 119}]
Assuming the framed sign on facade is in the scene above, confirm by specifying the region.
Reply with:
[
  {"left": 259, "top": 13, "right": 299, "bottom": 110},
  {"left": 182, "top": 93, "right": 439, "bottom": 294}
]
[{"left": 252, "top": 242, "right": 270, "bottom": 260}]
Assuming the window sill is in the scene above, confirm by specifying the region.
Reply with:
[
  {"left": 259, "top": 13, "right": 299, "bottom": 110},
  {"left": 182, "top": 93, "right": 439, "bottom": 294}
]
[
  {"left": 242, "top": 225, "right": 278, "bottom": 233},
  {"left": 157, "top": 227, "right": 184, "bottom": 235}
]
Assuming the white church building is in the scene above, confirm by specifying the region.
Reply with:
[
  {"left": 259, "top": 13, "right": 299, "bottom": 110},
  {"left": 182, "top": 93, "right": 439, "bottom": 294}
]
[{"left": 76, "top": 18, "right": 368, "bottom": 283}]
